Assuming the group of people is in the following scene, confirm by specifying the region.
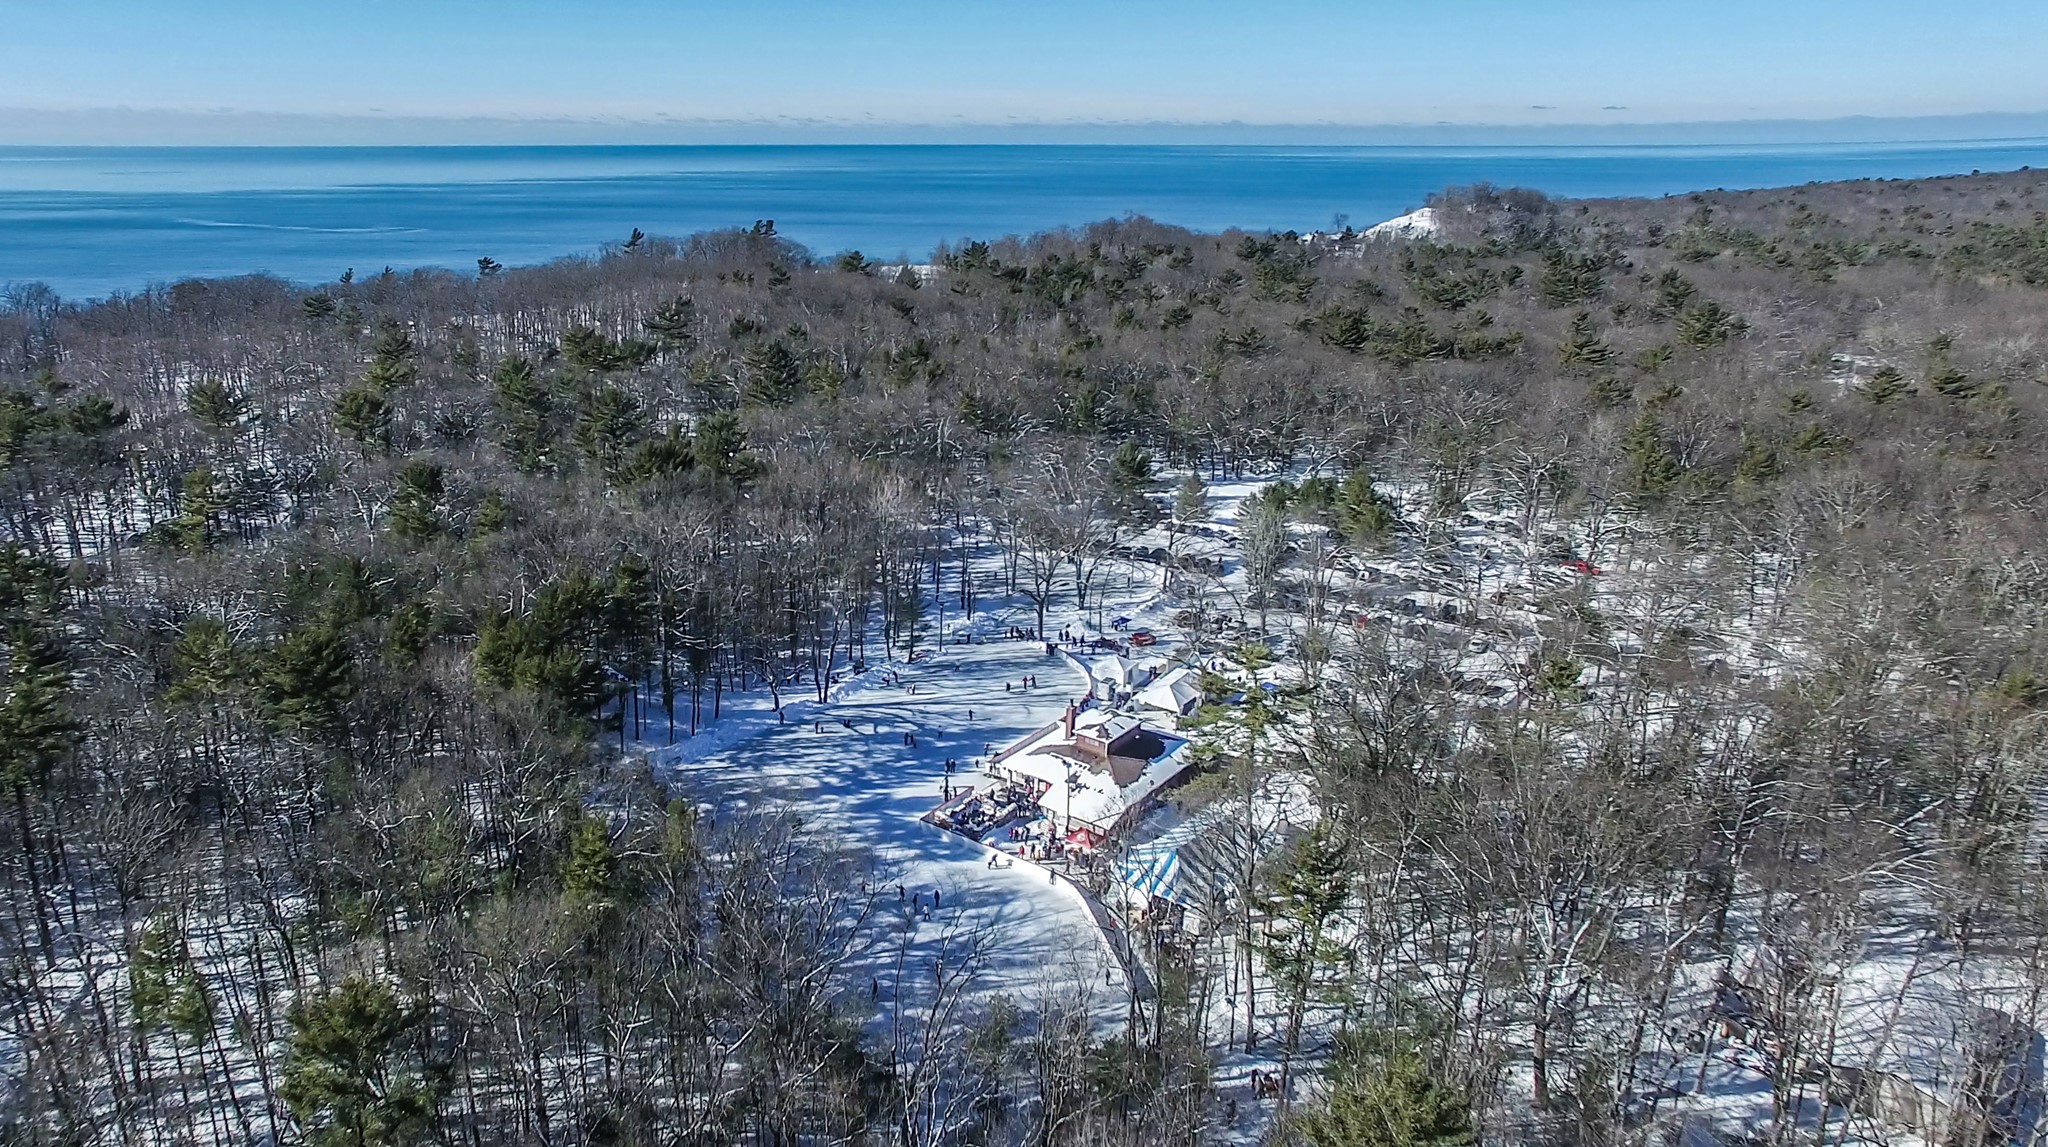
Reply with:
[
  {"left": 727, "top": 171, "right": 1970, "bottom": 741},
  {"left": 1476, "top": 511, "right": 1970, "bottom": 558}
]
[
  {"left": 899, "top": 885, "right": 943, "bottom": 922},
  {"left": 1248, "top": 1069, "right": 1284, "bottom": 1100},
  {"left": 1016, "top": 838, "right": 1061, "bottom": 862}
]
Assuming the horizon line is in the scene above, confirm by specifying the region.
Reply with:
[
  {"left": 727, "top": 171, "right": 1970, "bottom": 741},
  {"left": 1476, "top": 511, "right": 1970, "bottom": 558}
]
[{"left": 7, "top": 107, "right": 2048, "bottom": 148}]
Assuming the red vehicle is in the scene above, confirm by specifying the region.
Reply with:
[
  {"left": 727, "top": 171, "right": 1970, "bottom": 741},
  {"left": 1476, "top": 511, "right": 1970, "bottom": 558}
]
[
  {"left": 1563, "top": 558, "right": 1603, "bottom": 576},
  {"left": 1129, "top": 629, "right": 1158, "bottom": 647}
]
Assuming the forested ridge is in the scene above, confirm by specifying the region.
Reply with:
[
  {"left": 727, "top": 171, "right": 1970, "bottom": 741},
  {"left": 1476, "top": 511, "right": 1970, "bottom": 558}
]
[{"left": 4, "top": 168, "right": 2048, "bottom": 1147}]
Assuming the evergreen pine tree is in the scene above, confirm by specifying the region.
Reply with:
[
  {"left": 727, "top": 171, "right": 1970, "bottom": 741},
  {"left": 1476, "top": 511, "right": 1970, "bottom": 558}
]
[
  {"left": 279, "top": 976, "right": 440, "bottom": 1147},
  {"left": 641, "top": 297, "right": 697, "bottom": 347},
  {"left": 1791, "top": 423, "right": 1847, "bottom": 454},
  {"left": 129, "top": 915, "right": 180, "bottom": 1028},
  {"left": 1863, "top": 364, "right": 1909, "bottom": 405},
  {"left": 619, "top": 427, "right": 696, "bottom": 486},
  {"left": 261, "top": 622, "right": 354, "bottom": 741},
  {"left": 561, "top": 325, "right": 628, "bottom": 373},
  {"left": 1587, "top": 373, "right": 1634, "bottom": 408},
  {"left": 1556, "top": 311, "right": 1615, "bottom": 372},
  {"left": 1733, "top": 434, "right": 1783, "bottom": 490},
  {"left": 1261, "top": 825, "right": 1354, "bottom": 1068},
  {"left": 1111, "top": 440, "right": 1154, "bottom": 488},
  {"left": 801, "top": 358, "right": 844, "bottom": 403},
  {"left": 0, "top": 548, "right": 64, "bottom": 628},
  {"left": 0, "top": 624, "right": 75, "bottom": 807},
  {"left": 1533, "top": 654, "right": 1586, "bottom": 703},
  {"left": 334, "top": 386, "right": 393, "bottom": 451},
  {"left": 1650, "top": 269, "right": 1698, "bottom": 318},
  {"left": 1622, "top": 410, "right": 1681, "bottom": 497},
  {"left": 473, "top": 491, "right": 509, "bottom": 536},
  {"left": 1538, "top": 247, "right": 1606, "bottom": 307},
  {"left": 1676, "top": 299, "right": 1747, "bottom": 347},
  {"left": 362, "top": 323, "right": 419, "bottom": 390},
  {"left": 741, "top": 340, "right": 802, "bottom": 408},
  {"left": 67, "top": 393, "right": 128, "bottom": 437},
  {"left": 1335, "top": 468, "right": 1399, "bottom": 552},
  {"left": 186, "top": 378, "right": 249, "bottom": 432},
  {"left": 387, "top": 460, "right": 444, "bottom": 542},
  {"left": 165, "top": 618, "right": 242, "bottom": 708},
  {"left": 1107, "top": 440, "right": 1156, "bottom": 520},
  {"left": 561, "top": 814, "right": 618, "bottom": 907},
  {"left": 1174, "top": 471, "right": 1209, "bottom": 526},
  {"left": 1294, "top": 1030, "right": 1476, "bottom": 1147},
  {"left": 168, "top": 976, "right": 214, "bottom": 1042},
  {"left": 383, "top": 601, "right": 434, "bottom": 666},
  {"left": 692, "top": 411, "right": 761, "bottom": 485},
  {"left": 1294, "top": 475, "right": 1343, "bottom": 520},
  {"left": 172, "top": 467, "right": 228, "bottom": 550},
  {"left": 492, "top": 355, "right": 552, "bottom": 470},
  {"left": 1930, "top": 360, "right": 1980, "bottom": 399},
  {"left": 574, "top": 384, "right": 648, "bottom": 475}
]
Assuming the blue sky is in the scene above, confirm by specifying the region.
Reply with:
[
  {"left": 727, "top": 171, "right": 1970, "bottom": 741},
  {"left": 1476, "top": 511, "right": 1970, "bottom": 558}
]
[{"left": 3, "top": 0, "right": 2046, "bottom": 141}]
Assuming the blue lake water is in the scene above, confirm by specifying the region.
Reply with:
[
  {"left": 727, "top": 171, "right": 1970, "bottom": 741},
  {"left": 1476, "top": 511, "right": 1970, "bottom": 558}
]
[{"left": 5, "top": 141, "right": 2048, "bottom": 299}]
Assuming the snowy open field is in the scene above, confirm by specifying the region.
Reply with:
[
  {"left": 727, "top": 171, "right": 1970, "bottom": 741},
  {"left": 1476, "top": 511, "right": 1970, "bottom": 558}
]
[{"left": 645, "top": 631, "right": 1129, "bottom": 1021}]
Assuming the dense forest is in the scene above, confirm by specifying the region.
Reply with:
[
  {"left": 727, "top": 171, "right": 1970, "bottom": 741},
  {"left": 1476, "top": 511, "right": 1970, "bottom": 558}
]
[{"left": 4, "top": 167, "right": 2048, "bottom": 1147}]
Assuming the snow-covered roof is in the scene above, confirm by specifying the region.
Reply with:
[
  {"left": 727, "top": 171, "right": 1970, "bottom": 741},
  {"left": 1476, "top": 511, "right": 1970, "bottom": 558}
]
[
  {"left": 1074, "top": 708, "right": 1142, "bottom": 743},
  {"left": 1086, "top": 653, "right": 1173, "bottom": 688},
  {"left": 1086, "top": 653, "right": 1129, "bottom": 679},
  {"left": 991, "top": 709, "right": 1195, "bottom": 834},
  {"left": 1133, "top": 666, "right": 1204, "bottom": 716}
]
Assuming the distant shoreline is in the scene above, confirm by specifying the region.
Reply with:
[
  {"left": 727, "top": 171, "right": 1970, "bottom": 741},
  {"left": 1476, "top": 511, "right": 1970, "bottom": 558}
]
[{"left": 6, "top": 142, "right": 2048, "bottom": 299}]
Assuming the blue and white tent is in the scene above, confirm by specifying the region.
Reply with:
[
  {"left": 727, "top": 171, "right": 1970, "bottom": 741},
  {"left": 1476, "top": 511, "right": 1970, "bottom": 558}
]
[
  {"left": 1116, "top": 814, "right": 1243, "bottom": 913},
  {"left": 1119, "top": 845, "right": 1186, "bottom": 902},
  {"left": 1113, "top": 773, "right": 1318, "bottom": 928}
]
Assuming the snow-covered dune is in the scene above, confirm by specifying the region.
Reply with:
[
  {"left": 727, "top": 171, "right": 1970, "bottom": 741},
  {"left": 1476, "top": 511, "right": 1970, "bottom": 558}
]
[{"left": 1361, "top": 205, "right": 1441, "bottom": 240}]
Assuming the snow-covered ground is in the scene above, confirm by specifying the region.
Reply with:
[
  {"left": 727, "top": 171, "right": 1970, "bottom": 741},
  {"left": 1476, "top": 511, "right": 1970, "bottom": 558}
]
[
  {"left": 622, "top": 463, "right": 2033, "bottom": 1146},
  {"left": 643, "top": 624, "right": 1129, "bottom": 1023},
  {"left": 1361, "top": 206, "right": 1442, "bottom": 240}
]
